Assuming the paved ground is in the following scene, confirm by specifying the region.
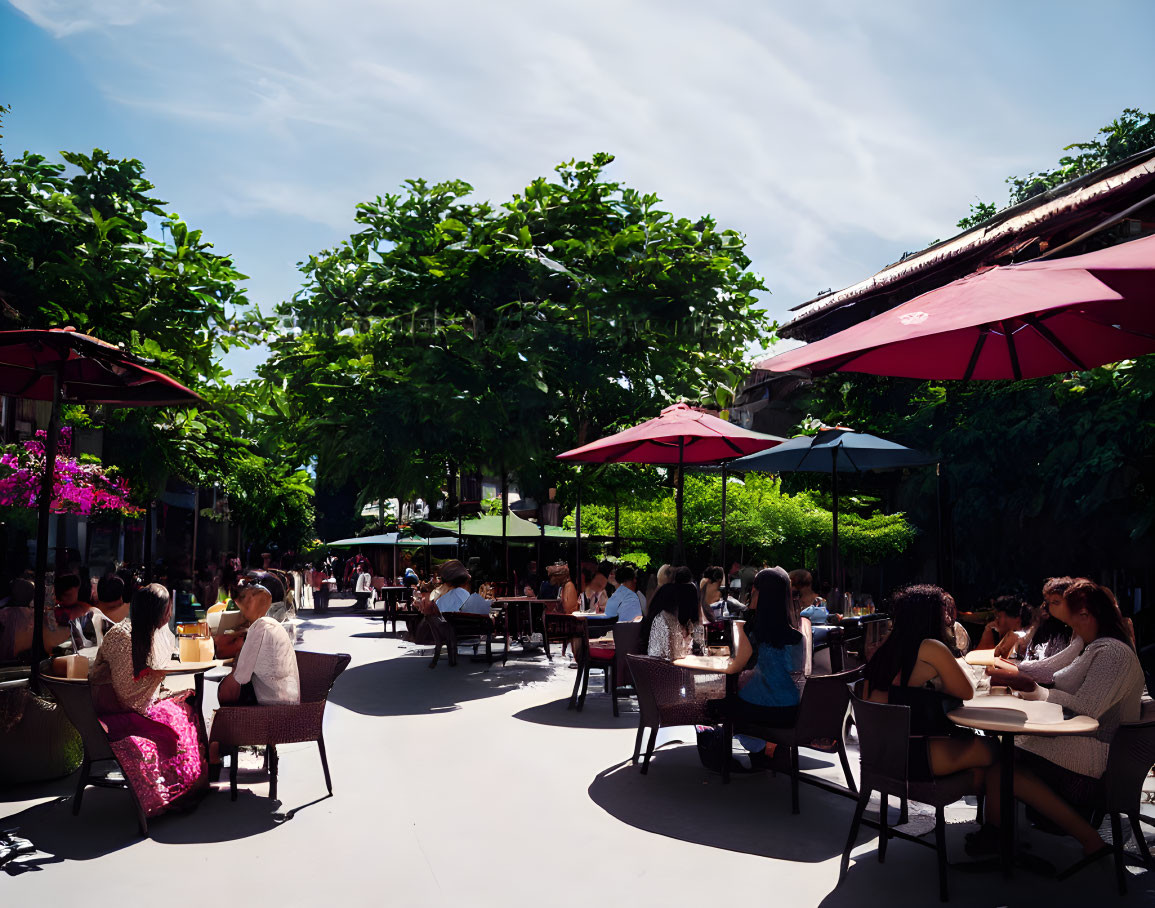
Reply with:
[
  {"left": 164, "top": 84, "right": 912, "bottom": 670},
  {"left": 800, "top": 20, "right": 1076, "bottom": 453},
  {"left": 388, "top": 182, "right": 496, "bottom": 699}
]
[{"left": 3, "top": 599, "right": 1154, "bottom": 907}]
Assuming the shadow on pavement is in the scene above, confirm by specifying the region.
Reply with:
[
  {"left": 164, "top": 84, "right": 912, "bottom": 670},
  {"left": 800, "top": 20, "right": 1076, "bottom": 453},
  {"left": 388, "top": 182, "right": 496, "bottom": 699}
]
[
  {"left": 514, "top": 696, "right": 640, "bottom": 729},
  {"left": 2, "top": 780, "right": 328, "bottom": 873},
  {"left": 328, "top": 652, "right": 555, "bottom": 717},
  {"left": 587, "top": 748, "right": 848, "bottom": 863}
]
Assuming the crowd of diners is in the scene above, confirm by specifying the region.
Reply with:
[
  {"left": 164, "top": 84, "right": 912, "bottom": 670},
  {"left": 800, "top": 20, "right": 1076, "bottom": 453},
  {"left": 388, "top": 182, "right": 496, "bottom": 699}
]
[{"left": 412, "top": 556, "right": 1147, "bottom": 862}]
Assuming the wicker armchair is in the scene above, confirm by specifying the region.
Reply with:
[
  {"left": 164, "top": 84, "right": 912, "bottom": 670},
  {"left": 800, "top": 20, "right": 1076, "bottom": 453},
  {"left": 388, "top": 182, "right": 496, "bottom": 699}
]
[
  {"left": 626, "top": 654, "right": 724, "bottom": 774},
  {"left": 731, "top": 666, "right": 862, "bottom": 813},
  {"left": 210, "top": 651, "right": 350, "bottom": 801},
  {"left": 39, "top": 674, "right": 148, "bottom": 834}
]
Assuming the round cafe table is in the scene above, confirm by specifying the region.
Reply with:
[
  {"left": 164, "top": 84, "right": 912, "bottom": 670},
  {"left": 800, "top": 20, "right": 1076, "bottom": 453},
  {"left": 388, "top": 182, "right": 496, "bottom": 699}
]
[{"left": 948, "top": 693, "right": 1098, "bottom": 877}]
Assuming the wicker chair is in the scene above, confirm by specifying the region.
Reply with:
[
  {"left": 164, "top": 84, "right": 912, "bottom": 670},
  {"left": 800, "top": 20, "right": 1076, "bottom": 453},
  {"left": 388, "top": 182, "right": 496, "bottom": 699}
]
[
  {"left": 443, "top": 611, "right": 506, "bottom": 665},
  {"left": 627, "top": 654, "right": 724, "bottom": 774},
  {"left": 571, "top": 619, "right": 645, "bottom": 716},
  {"left": 210, "top": 651, "right": 350, "bottom": 801},
  {"left": 731, "top": 666, "right": 862, "bottom": 813},
  {"left": 39, "top": 674, "right": 149, "bottom": 835},
  {"left": 839, "top": 694, "right": 979, "bottom": 902},
  {"left": 1057, "top": 718, "right": 1155, "bottom": 894}
]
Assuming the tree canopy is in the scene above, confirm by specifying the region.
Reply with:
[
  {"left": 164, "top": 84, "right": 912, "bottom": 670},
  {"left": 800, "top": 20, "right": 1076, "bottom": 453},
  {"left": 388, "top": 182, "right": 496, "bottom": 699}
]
[{"left": 266, "top": 154, "right": 773, "bottom": 527}]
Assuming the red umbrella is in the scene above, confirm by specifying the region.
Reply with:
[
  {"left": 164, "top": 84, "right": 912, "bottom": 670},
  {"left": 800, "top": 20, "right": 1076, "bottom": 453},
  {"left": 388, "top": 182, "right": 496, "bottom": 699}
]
[
  {"left": 758, "top": 233, "right": 1155, "bottom": 380},
  {"left": 0, "top": 329, "right": 202, "bottom": 681},
  {"left": 557, "top": 402, "right": 784, "bottom": 560}
]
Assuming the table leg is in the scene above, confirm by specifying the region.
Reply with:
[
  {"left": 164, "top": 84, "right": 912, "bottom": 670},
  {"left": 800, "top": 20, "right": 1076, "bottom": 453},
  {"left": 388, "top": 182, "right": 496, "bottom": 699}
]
[{"left": 1001, "top": 732, "right": 1015, "bottom": 879}]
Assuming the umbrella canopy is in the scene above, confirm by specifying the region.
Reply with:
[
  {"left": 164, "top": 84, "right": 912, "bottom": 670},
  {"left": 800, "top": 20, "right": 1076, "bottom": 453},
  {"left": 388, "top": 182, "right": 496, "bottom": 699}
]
[
  {"left": 324, "top": 533, "right": 459, "bottom": 548},
  {"left": 557, "top": 402, "right": 784, "bottom": 464},
  {"left": 427, "top": 509, "right": 576, "bottom": 539},
  {"left": 730, "top": 428, "right": 937, "bottom": 473},
  {"left": 0, "top": 328, "right": 206, "bottom": 405},
  {"left": 732, "top": 428, "right": 936, "bottom": 602},
  {"left": 0, "top": 329, "right": 202, "bottom": 682},
  {"left": 757, "top": 233, "right": 1155, "bottom": 380},
  {"left": 557, "top": 402, "right": 785, "bottom": 560}
]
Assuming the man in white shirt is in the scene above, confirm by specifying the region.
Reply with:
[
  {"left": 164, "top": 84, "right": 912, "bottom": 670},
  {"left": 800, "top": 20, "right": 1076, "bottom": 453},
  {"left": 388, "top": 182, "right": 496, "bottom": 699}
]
[
  {"left": 218, "top": 582, "right": 300, "bottom": 706},
  {"left": 603, "top": 565, "right": 644, "bottom": 622},
  {"left": 354, "top": 567, "right": 374, "bottom": 609}
]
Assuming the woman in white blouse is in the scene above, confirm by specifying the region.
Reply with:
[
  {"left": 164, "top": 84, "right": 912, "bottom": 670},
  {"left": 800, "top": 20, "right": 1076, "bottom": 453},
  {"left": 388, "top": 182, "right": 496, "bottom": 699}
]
[{"left": 968, "top": 579, "right": 1143, "bottom": 858}]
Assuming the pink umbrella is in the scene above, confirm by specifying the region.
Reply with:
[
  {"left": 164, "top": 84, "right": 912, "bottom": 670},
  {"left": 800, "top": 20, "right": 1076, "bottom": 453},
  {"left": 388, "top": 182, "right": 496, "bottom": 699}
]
[
  {"left": 758, "top": 233, "right": 1155, "bottom": 380},
  {"left": 557, "top": 403, "right": 784, "bottom": 559}
]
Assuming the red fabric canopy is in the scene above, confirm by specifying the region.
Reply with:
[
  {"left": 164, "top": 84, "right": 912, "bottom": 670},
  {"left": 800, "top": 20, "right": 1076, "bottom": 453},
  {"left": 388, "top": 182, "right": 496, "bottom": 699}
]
[
  {"left": 758, "top": 234, "right": 1155, "bottom": 380},
  {"left": 0, "top": 329, "right": 203, "bottom": 405},
  {"left": 556, "top": 402, "right": 783, "bottom": 464}
]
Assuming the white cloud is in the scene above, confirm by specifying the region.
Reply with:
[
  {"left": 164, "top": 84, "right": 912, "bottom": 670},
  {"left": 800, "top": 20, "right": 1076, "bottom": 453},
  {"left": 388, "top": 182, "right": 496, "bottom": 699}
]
[{"left": 8, "top": 0, "right": 1140, "bottom": 331}]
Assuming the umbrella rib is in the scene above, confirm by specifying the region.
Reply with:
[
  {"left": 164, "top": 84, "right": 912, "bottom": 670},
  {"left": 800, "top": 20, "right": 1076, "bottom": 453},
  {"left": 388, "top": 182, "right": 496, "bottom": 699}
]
[
  {"left": 1001, "top": 321, "right": 1022, "bottom": 381},
  {"left": 962, "top": 326, "right": 990, "bottom": 382},
  {"left": 720, "top": 437, "right": 745, "bottom": 457},
  {"left": 1022, "top": 315, "right": 1087, "bottom": 371}
]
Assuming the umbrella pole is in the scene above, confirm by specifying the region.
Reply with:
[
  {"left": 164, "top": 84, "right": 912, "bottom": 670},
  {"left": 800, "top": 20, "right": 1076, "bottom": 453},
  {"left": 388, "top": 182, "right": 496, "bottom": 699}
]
[
  {"left": 676, "top": 438, "right": 685, "bottom": 563},
  {"left": 831, "top": 448, "right": 843, "bottom": 609},
  {"left": 30, "top": 369, "right": 62, "bottom": 687},
  {"left": 721, "top": 463, "right": 729, "bottom": 569},
  {"left": 614, "top": 492, "right": 620, "bottom": 557},
  {"left": 575, "top": 480, "right": 582, "bottom": 578},
  {"left": 501, "top": 465, "right": 509, "bottom": 587}
]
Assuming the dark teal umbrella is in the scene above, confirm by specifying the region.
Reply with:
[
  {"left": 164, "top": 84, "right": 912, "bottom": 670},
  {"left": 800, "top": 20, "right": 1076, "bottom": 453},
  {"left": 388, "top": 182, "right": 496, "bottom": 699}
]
[{"left": 731, "top": 428, "right": 937, "bottom": 595}]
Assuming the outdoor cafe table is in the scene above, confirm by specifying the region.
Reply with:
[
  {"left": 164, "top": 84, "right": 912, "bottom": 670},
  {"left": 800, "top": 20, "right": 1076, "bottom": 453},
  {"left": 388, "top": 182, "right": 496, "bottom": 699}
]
[
  {"left": 948, "top": 692, "right": 1098, "bottom": 877},
  {"left": 492, "top": 597, "right": 558, "bottom": 651},
  {"left": 378, "top": 586, "right": 412, "bottom": 633}
]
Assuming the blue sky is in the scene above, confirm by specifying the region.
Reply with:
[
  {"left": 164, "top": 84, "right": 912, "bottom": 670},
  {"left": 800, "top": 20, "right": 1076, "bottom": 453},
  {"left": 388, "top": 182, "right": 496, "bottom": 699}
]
[{"left": 3, "top": 0, "right": 1153, "bottom": 379}]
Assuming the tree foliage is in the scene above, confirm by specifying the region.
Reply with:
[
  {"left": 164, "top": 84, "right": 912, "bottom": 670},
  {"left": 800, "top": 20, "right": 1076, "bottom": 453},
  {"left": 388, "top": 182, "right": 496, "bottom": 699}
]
[
  {"left": 571, "top": 472, "right": 915, "bottom": 569},
  {"left": 956, "top": 109, "right": 1155, "bottom": 230},
  {"left": 0, "top": 110, "right": 312, "bottom": 552},
  {"left": 266, "top": 154, "right": 773, "bottom": 527}
]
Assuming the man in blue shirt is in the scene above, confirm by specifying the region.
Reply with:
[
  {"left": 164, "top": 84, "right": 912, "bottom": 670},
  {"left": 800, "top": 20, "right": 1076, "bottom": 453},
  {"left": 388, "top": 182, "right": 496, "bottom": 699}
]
[{"left": 603, "top": 565, "right": 644, "bottom": 622}]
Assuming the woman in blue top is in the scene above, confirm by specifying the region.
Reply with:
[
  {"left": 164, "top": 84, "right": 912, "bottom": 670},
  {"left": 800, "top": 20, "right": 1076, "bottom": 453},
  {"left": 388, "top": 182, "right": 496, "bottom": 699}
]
[{"left": 708, "top": 567, "right": 805, "bottom": 756}]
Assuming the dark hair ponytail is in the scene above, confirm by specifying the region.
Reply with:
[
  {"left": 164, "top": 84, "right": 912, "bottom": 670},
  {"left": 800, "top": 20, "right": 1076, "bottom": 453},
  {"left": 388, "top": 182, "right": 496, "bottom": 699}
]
[{"left": 130, "top": 583, "right": 170, "bottom": 678}]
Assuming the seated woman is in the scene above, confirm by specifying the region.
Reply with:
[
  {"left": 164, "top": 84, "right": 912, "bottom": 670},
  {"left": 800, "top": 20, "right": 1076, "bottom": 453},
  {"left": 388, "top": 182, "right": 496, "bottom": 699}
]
[
  {"left": 88, "top": 583, "right": 208, "bottom": 818},
  {"left": 977, "top": 594, "right": 1032, "bottom": 653},
  {"left": 707, "top": 567, "right": 808, "bottom": 767},
  {"left": 579, "top": 566, "right": 606, "bottom": 613},
  {"left": 545, "top": 564, "right": 579, "bottom": 614},
  {"left": 943, "top": 592, "right": 970, "bottom": 656},
  {"left": 971, "top": 580, "right": 1144, "bottom": 858},
  {"left": 700, "top": 565, "right": 742, "bottom": 620},
  {"left": 996, "top": 576, "right": 1074, "bottom": 663},
  {"left": 642, "top": 580, "right": 704, "bottom": 661},
  {"left": 863, "top": 584, "right": 995, "bottom": 784}
]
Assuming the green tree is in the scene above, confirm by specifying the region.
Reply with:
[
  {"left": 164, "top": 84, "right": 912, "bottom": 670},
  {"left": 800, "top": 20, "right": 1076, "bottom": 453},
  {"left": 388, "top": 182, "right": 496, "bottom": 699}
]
[
  {"left": 0, "top": 113, "right": 313, "bottom": 552},
  {"left": 266, "top": 154, "right": 773, "bottom": 525}
]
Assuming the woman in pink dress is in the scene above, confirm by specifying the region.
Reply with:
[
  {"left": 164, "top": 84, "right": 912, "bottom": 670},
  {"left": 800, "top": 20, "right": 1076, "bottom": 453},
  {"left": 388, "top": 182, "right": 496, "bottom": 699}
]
[{"left": 89, "top": 584, "right": 208, "bottom": 818}]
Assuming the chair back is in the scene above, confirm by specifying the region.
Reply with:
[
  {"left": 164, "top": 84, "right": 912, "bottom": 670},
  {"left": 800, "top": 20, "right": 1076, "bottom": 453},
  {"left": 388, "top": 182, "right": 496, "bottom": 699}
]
[
  {"left": 626, "top": 653, "right": 714, "bottom": 726},
  {"left": 1102, "top": 719, "right": 1155, "bottom": 814},
  {"left": 545, "top": 613, "right": 588, "bottom": 656},
  {"left": 39, "top": 675, "right": 115, "bottom": 762},
  {"left": 850, "top": 693, "right": 911, "bottom": 798},
  {"left": 794, "top": 666, "right": 862, "bottom": 744},
  {"left": 295, "top": 651, "right": 351, "bottom": 704},
  {"left": 612, "top": 621, "right": 644, "bottom": 685},
  {"left": 863, "top": 619, "right": 892, "bottom": 662}
]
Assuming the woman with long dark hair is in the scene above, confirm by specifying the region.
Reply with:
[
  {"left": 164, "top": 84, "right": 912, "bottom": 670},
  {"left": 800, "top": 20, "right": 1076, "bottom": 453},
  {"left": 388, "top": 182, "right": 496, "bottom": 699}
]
[
  {"left": 704, "top": 568, "right": 808, "bottom": 767},
  {"left": 89, "top": 583, "right": 208, "bottom": 818},
  {"left": 868, "top": 586, "right": 993, "bottom": 776},
  {"left": 863, "top": 584, "right": 994, "bottom": 782},
  {"left": 643, "top": 577, "right": 703, "bottom": 661},
  {"left": 972, "top": 580, "right": 1144, "bottom": 858}
]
